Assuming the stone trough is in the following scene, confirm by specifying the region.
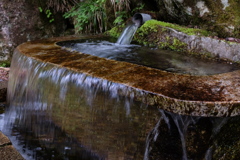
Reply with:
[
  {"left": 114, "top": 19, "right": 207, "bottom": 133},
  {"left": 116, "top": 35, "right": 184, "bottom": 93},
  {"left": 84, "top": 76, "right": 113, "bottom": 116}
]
[{"left": 15, "top": 35, "right": 240, "bottom": 117}]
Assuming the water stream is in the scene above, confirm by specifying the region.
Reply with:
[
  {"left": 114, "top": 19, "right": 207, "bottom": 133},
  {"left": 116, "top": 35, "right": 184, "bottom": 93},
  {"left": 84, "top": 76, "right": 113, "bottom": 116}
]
[{"left": 116, "top": 23, "right": 139, "bottom": 45}]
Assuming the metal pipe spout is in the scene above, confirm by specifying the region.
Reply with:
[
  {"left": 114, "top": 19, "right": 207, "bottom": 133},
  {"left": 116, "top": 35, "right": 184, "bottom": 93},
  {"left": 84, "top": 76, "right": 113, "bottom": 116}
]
[{"left": 132, "top": 13, "right": 152, "bottom": 27}]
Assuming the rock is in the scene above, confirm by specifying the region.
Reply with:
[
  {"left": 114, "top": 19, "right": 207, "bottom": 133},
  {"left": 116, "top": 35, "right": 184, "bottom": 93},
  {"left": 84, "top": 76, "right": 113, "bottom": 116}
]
[
  {"left": 133, "top": 20, "right": 240, "bottom": 62},
  {"left": 0, "top": 132, "right": 24, "bottom": 160},
  {"left": 0, "top": 132, "right": 11, "bottom": 146},
  {"left": 0, "top": 0, "right": 68, "bottom": 61}
]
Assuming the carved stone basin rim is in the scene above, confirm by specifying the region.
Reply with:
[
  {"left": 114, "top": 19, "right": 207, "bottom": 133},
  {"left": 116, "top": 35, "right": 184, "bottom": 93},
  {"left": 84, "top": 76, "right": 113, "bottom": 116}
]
[{"left": 15, "top": 36, "right": 240, "bottom": 117}]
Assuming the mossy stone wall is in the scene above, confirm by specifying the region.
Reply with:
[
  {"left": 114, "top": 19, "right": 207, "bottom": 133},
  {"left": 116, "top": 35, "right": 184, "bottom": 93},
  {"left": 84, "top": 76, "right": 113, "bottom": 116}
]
[{"left": 107, "top": 19, "right": 240, "bottom": 62}]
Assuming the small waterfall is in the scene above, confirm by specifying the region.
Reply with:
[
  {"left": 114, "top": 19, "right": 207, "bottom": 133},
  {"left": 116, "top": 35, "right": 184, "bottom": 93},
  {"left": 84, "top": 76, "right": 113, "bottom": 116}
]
[
  {"left": 5, "top": 50, "right": 162, "bottom": 159},
  {"left": 143, "top": 110, "right": 233, "bottom": 160},
  {"left": 3, "top": 27, "right": 240, "bottom": 159},
  {"left": 144, "top": 109, "right": 170, "bottom": 160},
  {"left": 170, "top": 113, "right": 200, "bottom": 160},
  {"left": 116, "top": 13, "right": 152, "bottom": 45},
  {"left": 116, "top": 23, "right": 139, "bottom": 45}
]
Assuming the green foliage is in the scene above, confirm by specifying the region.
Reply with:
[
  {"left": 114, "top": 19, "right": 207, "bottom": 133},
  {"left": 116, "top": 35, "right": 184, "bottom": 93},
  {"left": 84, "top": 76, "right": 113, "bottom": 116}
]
[
  {"left": 39, "top": 7, "right": 55, "bottom": 23},
  {"left": 35, "top": 0, "right": 78, "bottom": 13},
  {"left": 110, "top": 0, "right": 130, "bottom": 23},
  {"left": 63, "top": 0, "right": 145, "bottom": 33},
  {"left": 113, "top": 3, "right": 145, "bottom": 25},
  {"left": 132, "top": 3, "right": 145, "bottom": 13},
  {"left": 113, "top": 11, "right": 128, "bottom": 25},
  {"left": 0, "top": 61, "right": 10, "bottom": 67},
  {"left": 63, "top": 0, "right": 107, "bottom": 33},
  {"left": 38, "top": 7, "right": 43, "bottom": 12}
]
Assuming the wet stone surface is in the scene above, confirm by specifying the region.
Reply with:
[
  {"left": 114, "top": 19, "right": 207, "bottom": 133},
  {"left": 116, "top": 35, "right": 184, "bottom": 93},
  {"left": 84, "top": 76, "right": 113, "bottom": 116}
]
[
  {"left": 15, "top": 36, "right": 240, "bottom": 117},
  {"left": 0, "top": 132, "right": 24, "bottom": 160}
]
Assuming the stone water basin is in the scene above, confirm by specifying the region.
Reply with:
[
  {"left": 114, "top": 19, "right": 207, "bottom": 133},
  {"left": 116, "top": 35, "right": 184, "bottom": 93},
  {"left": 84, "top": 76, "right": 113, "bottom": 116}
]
[{"left": 16, "top": 35, "right": 240, "bottom": 117}]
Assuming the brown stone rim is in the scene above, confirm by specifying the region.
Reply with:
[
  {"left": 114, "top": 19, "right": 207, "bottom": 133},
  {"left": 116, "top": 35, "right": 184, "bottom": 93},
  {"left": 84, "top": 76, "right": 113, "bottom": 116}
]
[{"left": 15, "top": 35, "right": 240, "bottom": 117}]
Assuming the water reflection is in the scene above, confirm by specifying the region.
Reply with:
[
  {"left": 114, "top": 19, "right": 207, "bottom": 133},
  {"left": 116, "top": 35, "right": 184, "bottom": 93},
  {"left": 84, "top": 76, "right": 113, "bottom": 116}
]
[
  {"left": 57, "top": 38, "right": 240, "bottom": 75},
  {"left": 3, "top": 101, "right": 240, "bottom": 160}
]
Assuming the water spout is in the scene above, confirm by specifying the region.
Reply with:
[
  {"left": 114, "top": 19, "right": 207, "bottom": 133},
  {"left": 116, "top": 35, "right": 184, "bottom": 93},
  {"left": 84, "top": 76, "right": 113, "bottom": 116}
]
[
  {"left": 116, "top": 13, "right": 152, "bottom": 45},
  {"left": 116, "top": 24, "right": 139, "bottom": 45},
  {"left": 132, "top": 13, "right": 152, "bottom": 27}
]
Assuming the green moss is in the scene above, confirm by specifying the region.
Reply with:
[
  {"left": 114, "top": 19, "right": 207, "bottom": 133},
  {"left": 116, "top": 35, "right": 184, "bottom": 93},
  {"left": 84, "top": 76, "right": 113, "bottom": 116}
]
[
  {"left": 106, "top": 19, "right": 218, "bottom": 59},
  {"left": 132, "top": 20, "right": 189, "bottom": 52},
  {"left": 105, "top": 24, "right": 125, "bottom": 38},
  {"left": 140, "top": 20, "right": 213, "bottom": 36},
  {"left": 0, "top": 61, "right": 10, "bottom": 67},
  {"left": 169, "top": 38, "right": 187, "bottom": 52}
]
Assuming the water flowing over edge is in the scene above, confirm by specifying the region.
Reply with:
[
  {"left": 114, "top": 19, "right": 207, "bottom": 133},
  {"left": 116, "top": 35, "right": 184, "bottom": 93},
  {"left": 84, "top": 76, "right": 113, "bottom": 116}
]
[
  {"left": 116, "top": 23, "right": 139, "bottom": 45},
  {"left": 4, "top": 49, "right": 240, "bottom": 160}
]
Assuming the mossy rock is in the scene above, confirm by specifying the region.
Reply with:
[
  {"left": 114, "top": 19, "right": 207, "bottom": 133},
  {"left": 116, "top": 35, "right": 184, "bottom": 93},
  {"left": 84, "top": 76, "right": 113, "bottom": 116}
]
[
  {"left": 133, "top": 20, "right": 214, "bottom": 53},
  {"left": 137, "top": 20, "right": 213, "bottom": 36},
  {"left": 105, "top": 24, "right": 125, "bottom": 38},
  {"left": 107, "top": 19, "right": 240, "bottom": 62}
]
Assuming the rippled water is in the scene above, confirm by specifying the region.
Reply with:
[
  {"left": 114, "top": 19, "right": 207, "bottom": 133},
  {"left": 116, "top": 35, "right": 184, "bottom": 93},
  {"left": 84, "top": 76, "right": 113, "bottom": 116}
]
[{"left": 57, "top": 37, "right": 240, "bottom": 75}]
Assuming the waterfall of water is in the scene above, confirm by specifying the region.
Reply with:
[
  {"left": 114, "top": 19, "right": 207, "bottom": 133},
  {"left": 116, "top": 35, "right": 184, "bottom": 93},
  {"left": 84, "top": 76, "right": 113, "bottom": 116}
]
[
  {"left": 4, "top": 33, "right": 239, "bottom": 159},
  {"left": 116, "top": 23, "right": 139, "bottom": 45},
  {"left": 142, "top": 109, "right": 234, "bottom": 160},
  {"left": 5, "top": 50, "right": 162, "bottom": 159},
  {"left": 116, "top": 13, "right": 152, "bottom": 45},
  {"left": 170, "top": 113, "right": 200, "bottom": 160}
]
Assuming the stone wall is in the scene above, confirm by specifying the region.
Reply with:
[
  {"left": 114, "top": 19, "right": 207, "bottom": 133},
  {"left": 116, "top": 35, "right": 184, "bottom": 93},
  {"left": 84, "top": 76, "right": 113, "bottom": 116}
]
[
  {"left": 0, "top": 132, "right": 24, "bottom": 160},
  {"left": 0, "top": 0, "right": 68, "bottom": 61}
]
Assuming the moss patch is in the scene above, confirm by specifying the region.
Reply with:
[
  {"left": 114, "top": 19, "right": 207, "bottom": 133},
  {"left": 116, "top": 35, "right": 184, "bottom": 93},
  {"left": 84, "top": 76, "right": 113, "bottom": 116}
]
[
  {"left": 105, "top": 24, "right": 125, "bottom": 38},
  {"left": 106, "top": 19, "right": 239, "bottom": 62},
  {"left": 106, "top": 19, "right": 214, "bottom": 41},
  {"left": 0, "top": 61, "right": 10, "bottom": 67},
  {"left": 133, "top": 20, "right": 190, "bottom": 52},
  {"left": 142, "top": 20, "right": 213, "bottom": 36}
]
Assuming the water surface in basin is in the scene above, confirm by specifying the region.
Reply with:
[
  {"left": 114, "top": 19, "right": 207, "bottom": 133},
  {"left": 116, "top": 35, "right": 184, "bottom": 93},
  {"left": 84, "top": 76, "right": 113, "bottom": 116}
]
[{"left": 57, "top": 38, "right": 240, "bottom": 75}]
